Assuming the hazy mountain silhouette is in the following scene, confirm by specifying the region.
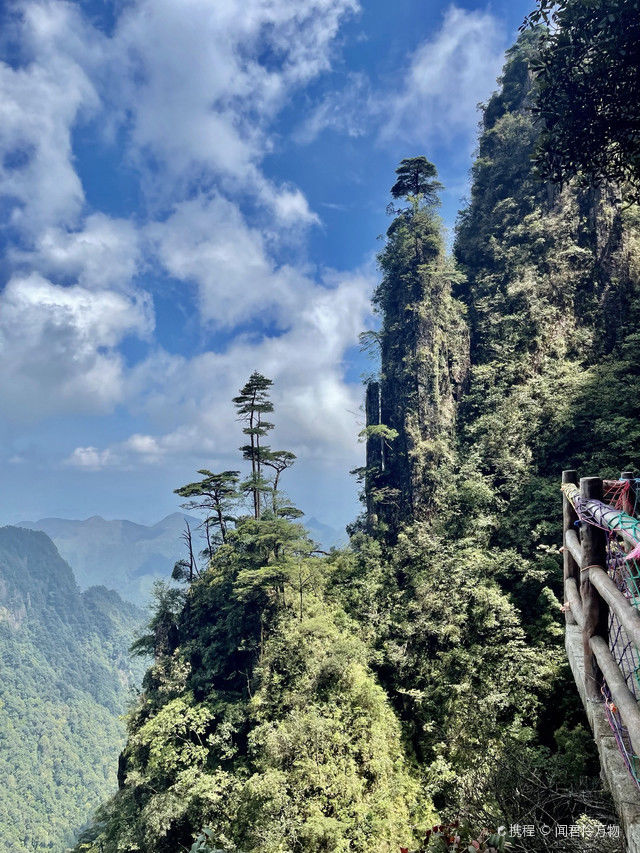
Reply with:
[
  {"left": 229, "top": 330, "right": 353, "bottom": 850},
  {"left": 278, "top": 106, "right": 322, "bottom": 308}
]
[{"left": 18, "top": 513, "right": 199, "bottom": 605}]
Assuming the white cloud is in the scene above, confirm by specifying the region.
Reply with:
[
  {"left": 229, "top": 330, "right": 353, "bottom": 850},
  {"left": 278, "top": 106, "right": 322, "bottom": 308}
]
[
  {"left": 0, "top": 2, "right": 101, "bottom": 232},
  {"left": 68, "top": 265, "right": 374, "bottom": 469},
  {"left": 148, "top": 194, "right": 317, "bottom": 327},
  {"left": 0, "top": 0, "right": 362, "bottom": 434},
  {"left": 65, "top": 432, "right": 165, "bottom": 470},
  {"left": 257, "top": 181, "right": 321, "bottom": 227},
  {"left": 295, "top": 72, "right": 373, "bottom": 144},
  {"left": 298, "top": 5, "right": 506, "bottom": 150},
  {"left": 1, "top": 0, "right": 371, "bottom": 522},
  {"left": 109, "top": 0, "right": 358, "bottom": 220},
  {"left": 381, "top": 5, "right": 505, "bottom": 146},
  {"left": 0, "top": 273, "right": 154, "bottom": 421},
  {"left": 18, "top": 213, "right": 141, "bottom": 291},
  {"left": 66, "top": 446, "right": 116, "bottom": 470},
  {"left": 1, "top": 0, "right": 358, "bottom": 244}
]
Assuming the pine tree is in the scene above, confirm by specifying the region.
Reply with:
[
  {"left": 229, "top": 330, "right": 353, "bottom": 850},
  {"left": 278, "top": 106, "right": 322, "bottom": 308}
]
[
  {"left": 233, "top": 372, "right": 275, "bottom": 519},
  {"left": 261, "top": 449, "right": 297, "bottom": 513},
  {"left": 390, "top": 155, "right": 443, "bottom": 205},
  {"left": 173, "top": 470, "right": 241, "bottom": 576}
]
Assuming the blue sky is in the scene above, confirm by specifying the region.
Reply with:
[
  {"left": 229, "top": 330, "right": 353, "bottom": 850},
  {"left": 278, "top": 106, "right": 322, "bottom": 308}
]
[{"left": 0, "top": 0, "right": 532, "bottom": 531}]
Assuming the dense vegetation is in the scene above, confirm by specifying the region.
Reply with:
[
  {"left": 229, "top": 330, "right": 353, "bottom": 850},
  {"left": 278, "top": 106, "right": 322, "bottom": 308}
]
[
  {"left": 75, "top": 376, "right": 433, "bottom": 852},
  {"left": 0, "top": 526, "right": 144, "bottom": 852},
  {"left": 76, "top": 15, "right": 640, "bottom": 853},
  {"left": 523, "top": 0, "right": 640, "bottom": 197},
  {"left": 359, "top": 31, "right": 636, "bottom": 841}
]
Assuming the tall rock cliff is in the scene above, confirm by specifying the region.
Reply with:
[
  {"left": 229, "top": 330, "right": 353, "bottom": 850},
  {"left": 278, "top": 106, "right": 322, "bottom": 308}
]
[{"left": 364, "top": 159, "right": 469, "bottom": 536}]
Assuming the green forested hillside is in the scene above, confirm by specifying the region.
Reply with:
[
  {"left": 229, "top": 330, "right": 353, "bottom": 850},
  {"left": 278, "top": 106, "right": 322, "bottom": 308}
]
[
  {"left": 76, "top": 21, "right": 638, "bottom": 853},
  {"left": 75, "top": 378, "right": 435, "bottom": 852},
  {"left": 0, "top": 526, "right": 145, "bottom": 852}
]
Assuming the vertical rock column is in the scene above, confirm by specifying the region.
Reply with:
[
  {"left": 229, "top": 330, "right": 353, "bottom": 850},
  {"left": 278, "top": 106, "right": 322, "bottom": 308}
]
[{"left": 365, "top": 381, "right": 382, "bottom": 523}]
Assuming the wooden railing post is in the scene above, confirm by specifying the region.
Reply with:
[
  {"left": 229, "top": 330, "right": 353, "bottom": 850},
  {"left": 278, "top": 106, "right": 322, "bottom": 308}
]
[
  {"left": 621, "top": 470, "right": 636, "bottom": 517},
  {"left": 580, "top": 476, "right": 608, "bottom": 702},
  {"left": 563, "top": 470, "right": 579, "bottom": 625}
]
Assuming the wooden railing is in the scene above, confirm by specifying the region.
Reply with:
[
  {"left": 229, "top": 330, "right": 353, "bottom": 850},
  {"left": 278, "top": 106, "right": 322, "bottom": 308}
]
[{"left": 562, "top": 470, "right": 640, "bottom": 763}]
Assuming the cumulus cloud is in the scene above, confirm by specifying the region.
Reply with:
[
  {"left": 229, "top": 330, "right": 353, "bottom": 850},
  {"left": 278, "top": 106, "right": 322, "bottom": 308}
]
[
  {"left": 147, "top": 194, "right": 319, "bottom": 327},
  {"left": 0, "top": 0, "right": 362, "bottom": 408},
  {"left": 108, "top": 0, "right": 358, "bottom": 219},
  {"left": 67, "top": 265, "right": 373, "bottom": 469},
  {"left": 0, "top": 273, "right": 154, "bottom": 421},
  {"left": 0, "top": 1, "right": 101, "bottom": 232},
  {"left": 1, "top": 0, "right": 372, "bottom": 517},
  {"left": 65, "top": 433, "right": 166, "bottom": 470},
  {"left": 381, "top": 5, "right": 505, "bottom": 146},
  {"left": 16, "top": 213, "right": 142, "bottom": 291},
  {"left": 66, "top": 446, "right": 116, "bottom": 470},
  {"left": 1, "top": 0, "right": 357, "bottom": 244},
  {"left": 255, "top": 180, "right": 321, "bottom": 228},
  {"left": 298, "top": 5, "right": 506, "bottom": 150}
]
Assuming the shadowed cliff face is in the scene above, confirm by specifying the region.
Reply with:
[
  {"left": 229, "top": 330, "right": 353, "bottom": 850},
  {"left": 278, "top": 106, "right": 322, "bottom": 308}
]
[
  {"left": 0, "top": 526, "right": 145, "bottom": 852},
  {"left": 0, "top": 575, "right": 26, "bottom": 629}
]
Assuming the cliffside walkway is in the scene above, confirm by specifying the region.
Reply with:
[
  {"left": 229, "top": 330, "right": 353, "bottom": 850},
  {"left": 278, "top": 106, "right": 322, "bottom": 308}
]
[{"left": 562, "top": 470, "right": 640, "bottom": 851}]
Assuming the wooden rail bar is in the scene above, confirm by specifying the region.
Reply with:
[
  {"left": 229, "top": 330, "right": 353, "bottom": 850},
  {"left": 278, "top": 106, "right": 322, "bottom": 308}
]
[
  {"left": 565, "top": 526, "right": 640, "bottom": 644},
  {"left": 565, "top": 577, "right": 584, "bottom": 628},
  {"left": 589, "top": 565, "right": 640, "bottom": 651},
  {"left": 565, "top": 529, "right": 583, "bottom": 568},
  {"left": 563, "top": 470, "right": 579, "bottom": 626},
  {"left": 574, "top": 496, "right": 638, "bottom": 551},
  {"left": 590, "top": 634, "right": 640, "bottom": 759},
  {"left": 581, "top": 476, "right": 608, "bottom": 702}
]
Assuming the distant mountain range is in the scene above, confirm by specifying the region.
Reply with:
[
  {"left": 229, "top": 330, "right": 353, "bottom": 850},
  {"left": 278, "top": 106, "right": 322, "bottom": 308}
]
[
  {"left": 18, "top": 513, "right": 346, "bottom": 606},
  {"left": 18, "top": 513, "right": 197, "bottom": 606}
]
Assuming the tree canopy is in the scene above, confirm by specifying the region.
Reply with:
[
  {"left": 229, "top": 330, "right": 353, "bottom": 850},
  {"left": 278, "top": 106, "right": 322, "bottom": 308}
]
[
  {"left": 523, "top": 0, "right": 640, "bottom": 197},
  {"left": 390, "top": 156, "right": 443, "bottom": 205}
]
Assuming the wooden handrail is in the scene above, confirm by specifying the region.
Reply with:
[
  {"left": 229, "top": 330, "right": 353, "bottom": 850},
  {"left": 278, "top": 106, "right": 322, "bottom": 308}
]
[
  {"left": 565, "top": 577, "right": 584, "bottom": 628},
  {"left": 565, "top": 529, "right": 582, "bottom": 567},
  {"left": 590, "top": 634, "right": 640, "bottom": 759},
  {"left": 563, "top": 470, "right": 579, "bottom": 627},
  {"left": 588, "top": 565, "right": 640, "bottom": 650},
  {"left": 580, "top": 476, "right": 608, "bottom": 702},
  {"left": 562, "top": 469, "right": 640, "bottom": 774}
]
